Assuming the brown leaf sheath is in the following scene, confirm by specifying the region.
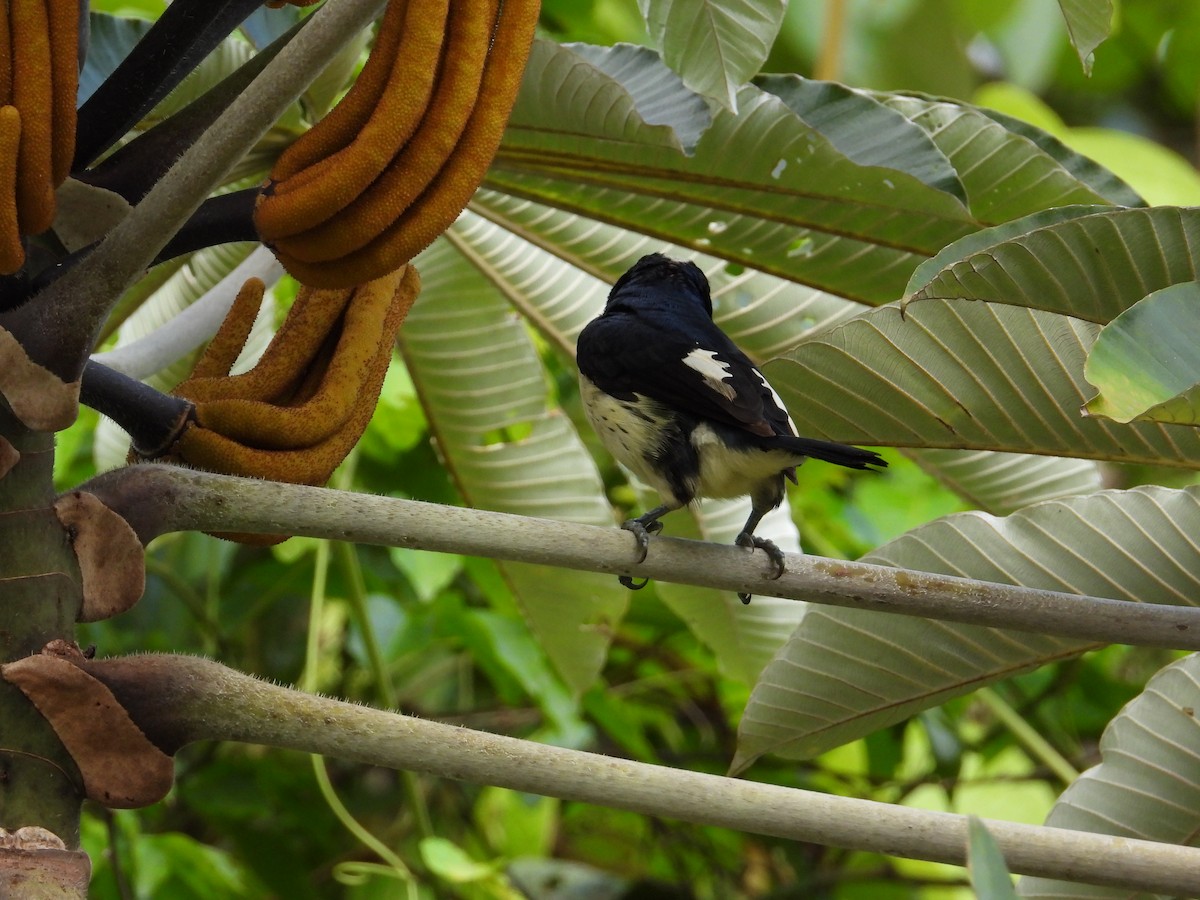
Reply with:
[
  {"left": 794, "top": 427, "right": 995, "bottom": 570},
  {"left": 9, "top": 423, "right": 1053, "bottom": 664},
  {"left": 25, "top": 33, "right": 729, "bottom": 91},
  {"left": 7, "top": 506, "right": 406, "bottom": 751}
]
[
  {"left": 269, "top": 0, "right": 409, "bottom": 182},
  {"left": 277, "top": 0, "right": 499, "bottom": 264},
  {"left": 45, "top": 0, "right": 79, "bottom": 184},
  {"left": 273, "top": 0, "right": 539, "bottom": 288},
  {"left": 10, "top": 0, "right": 55, "bottom": 235},
  {"left": 253, "top": 0, "right": 450, "bottom": 240},
  {"left": 0, "top": 105, "right": 22, "bottom": 274},
  {"left": 189, "top": 277, "right": 267, "bottom": 380}
]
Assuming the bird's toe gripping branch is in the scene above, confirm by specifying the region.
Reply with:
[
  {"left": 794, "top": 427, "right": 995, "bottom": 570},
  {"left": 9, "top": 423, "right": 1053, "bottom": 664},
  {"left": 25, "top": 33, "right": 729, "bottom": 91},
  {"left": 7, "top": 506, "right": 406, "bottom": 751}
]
[
  {"left": 617, "top": 513, "right": 666, "bottom": 591},
  {"left": 735, "top": 532, "right": 787, "bottom": 604}
]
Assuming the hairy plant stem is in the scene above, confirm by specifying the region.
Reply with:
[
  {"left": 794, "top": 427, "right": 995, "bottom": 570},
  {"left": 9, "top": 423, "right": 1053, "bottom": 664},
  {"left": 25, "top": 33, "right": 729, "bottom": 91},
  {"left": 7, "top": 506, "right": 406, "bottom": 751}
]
[
  {"left": 69, "top": 653, "right": 1200, "bottom": 896},
  {"left": 82, "top": 464, "right": 1200, "bottom": 652}
]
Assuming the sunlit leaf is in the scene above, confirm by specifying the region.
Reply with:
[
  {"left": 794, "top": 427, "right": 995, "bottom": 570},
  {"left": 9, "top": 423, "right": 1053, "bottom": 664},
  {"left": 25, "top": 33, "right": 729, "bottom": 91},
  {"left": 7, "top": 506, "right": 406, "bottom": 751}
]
[
  {"left": 907, "top": 207, "right": 1200, "bottom": 324},
  {"left": 1017, "top": 653, "right": 1200, "bottom": 899},
  {"left": 499, "top": 41, "right": 975, "bottom": 304},
  {"left": 732, "top": 485, "right": 1200, "bottom": 772},
  {"left": 639, "top": 0, "right": 786, "bottom": 110},
  {"left": 767, "top": 299, "right": 1200, "bottom": 466},
  {"left": 1084, "top": 282, "right": 1200, "bottom": 424}
]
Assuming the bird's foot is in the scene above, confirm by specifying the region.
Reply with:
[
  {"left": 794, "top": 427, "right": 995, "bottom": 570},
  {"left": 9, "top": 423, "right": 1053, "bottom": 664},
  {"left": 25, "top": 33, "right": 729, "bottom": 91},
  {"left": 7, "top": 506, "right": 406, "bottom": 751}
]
[
  {"left": 622, "top": 517, "right": 664, "bottom": 564},
  {"left": 618, "top": 518, "right": 664, "bottom": 592},
  {"left": 735, "top": 532, "right": 786, "bottom": 604}
]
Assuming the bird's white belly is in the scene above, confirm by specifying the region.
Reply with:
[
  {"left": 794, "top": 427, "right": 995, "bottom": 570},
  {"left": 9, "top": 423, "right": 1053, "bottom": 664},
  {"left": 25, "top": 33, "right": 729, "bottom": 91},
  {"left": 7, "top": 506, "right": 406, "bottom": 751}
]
[
  {"left": 691, "top": 423, "right": 798, "bottom": 499},
  {"left": 579, "top": 377, "right": 686, "bottom": 504}
]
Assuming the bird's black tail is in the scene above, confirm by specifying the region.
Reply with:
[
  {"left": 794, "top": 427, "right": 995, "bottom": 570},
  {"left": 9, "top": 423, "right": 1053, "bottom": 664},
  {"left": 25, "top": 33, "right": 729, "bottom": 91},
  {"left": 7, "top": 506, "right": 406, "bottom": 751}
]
[{"left": 778, "top": 436, "right": 887, "bottom": 471}]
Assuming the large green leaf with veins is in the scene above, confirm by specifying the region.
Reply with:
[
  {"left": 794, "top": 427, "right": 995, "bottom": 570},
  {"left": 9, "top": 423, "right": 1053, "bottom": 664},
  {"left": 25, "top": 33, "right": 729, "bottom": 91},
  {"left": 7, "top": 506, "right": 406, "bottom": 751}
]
[{"left": 400, "top": 236, "right": 627, "bottom": 693}]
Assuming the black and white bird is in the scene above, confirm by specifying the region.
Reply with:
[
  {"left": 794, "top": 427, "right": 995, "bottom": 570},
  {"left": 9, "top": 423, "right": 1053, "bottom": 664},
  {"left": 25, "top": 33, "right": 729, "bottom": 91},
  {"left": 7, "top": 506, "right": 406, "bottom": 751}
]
[{"left": 576, "top": 253, "right": 886, "bottom": 602}]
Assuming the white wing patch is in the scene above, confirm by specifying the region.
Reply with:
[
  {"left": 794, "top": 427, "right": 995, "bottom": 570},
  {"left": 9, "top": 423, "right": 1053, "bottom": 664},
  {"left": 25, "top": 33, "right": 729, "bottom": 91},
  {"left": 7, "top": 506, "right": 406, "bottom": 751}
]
[
  {"left": 682, "top": 348, "right": 737, "bottom": 400},
  {"left": 754, "top": 368, "right": 797, "bottom": 433}
]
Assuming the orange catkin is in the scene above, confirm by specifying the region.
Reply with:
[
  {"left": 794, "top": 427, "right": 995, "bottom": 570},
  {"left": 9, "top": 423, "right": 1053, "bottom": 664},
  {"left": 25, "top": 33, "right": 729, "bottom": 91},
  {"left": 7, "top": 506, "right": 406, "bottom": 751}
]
[
  {"left": 0, "top": 4, "right": 13, "bottom": 105},
  {"left": 0, "top": 105, "right": 23, "bottom": 274},
  {"left": 10, "top": 0, "right": 56, "bottom": 235},
  {"left": 253, "top": 0, "right": 450, "bottom": 240},
  {"left": 269, "top": 0, "right": 410, "bottom": 182},
  {"left": 276, "top": 0, "right": 540, "bottom": 286},
  {"left": 276, "top": 0, "right": 500, "bottom": 264},
  {"left": 45, "top": 0, "right": 79, "bottom": 185}
]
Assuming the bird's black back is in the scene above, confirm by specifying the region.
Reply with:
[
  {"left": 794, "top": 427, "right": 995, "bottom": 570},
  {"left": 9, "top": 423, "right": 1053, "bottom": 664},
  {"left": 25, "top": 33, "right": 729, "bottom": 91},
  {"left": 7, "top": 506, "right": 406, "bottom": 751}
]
[{"left": 577, "top": 254, "right": 793, "bottom": 440}]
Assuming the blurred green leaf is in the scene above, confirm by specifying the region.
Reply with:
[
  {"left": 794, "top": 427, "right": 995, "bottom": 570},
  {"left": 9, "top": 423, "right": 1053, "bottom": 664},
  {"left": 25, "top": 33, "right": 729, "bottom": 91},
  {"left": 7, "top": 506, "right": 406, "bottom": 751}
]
[
  {"left": 1056, "top": 0, "right": 1114, "bottom": 75},
  {"left": 639, "top": 0, "right": 786, "bottom": 109},
  {"left": 968, "top": 816, "right": 1019, "bottom": 899},
  {"left": 475, "top": 788, "right": 560, "bottom": 860}
]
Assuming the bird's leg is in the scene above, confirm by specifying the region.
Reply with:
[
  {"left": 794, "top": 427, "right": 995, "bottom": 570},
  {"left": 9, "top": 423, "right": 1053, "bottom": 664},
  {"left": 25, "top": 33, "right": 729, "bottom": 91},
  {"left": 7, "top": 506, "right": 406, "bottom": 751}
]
[
  {"left": 618, "top": 505, "right": 671, "bottom": 591},
  {"left": 734, "top": 506, "right": 786, "bottom": 604}
]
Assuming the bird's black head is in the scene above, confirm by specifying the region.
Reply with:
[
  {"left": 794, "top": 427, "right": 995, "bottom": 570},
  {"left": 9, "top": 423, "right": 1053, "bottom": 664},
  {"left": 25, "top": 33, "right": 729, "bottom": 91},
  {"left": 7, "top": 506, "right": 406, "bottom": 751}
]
[{"left": 605, "top": 253, "right": 713, "bottom": 319}]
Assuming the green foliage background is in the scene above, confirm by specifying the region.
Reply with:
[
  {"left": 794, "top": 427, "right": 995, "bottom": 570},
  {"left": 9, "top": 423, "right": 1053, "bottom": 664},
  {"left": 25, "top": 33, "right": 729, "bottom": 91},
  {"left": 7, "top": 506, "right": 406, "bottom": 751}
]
[{"left": 66, "top": 1, "right": 1200, "bottom": 897}]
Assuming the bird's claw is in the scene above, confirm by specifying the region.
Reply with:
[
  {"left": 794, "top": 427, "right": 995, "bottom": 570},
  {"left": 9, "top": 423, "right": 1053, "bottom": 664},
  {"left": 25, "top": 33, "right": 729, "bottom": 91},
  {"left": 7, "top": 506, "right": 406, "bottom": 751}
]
[
  {"left": 618, "top": 518, "right": 663, "bottom": 592},
  {"left": 621, "top": 518, "right": 662, "bottom": 564},
  {"left": 735, "top": 533, "right": 787, "bottom": 604}
]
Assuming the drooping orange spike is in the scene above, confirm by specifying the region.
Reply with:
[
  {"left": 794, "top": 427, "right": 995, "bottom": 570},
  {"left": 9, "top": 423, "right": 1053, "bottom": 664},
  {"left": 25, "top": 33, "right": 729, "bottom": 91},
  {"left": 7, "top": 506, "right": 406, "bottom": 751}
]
[
  {"left": 274, "top": 0, "right": 499, "bottom": 264},
  {"left": 253, "top": 0, "right": 450, "bottom": 240},
  {"left": 45, "top": 0, "right": 80, "bottom": 184},
  {"left": 271, "top": 0, "right": 539, "bottom": 287},
  {"left": 0, "top": 105, "right": 24, "bottom": 274},
  {"left": 10, "top": 0, "right": 56, "bottom": 234}
]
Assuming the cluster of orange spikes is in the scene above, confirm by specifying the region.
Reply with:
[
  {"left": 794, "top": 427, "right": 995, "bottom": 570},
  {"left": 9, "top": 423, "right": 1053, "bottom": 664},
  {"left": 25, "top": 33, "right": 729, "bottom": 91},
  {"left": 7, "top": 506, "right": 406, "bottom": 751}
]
[
  {"left": 253, "top": 0, "right": 539, "bottom": 288},
  {"left": 149, "top": 266, "right": 420, "bottom": 534},
  {"left": 0, "top": 0, "right": 78, "bottom": 274}
]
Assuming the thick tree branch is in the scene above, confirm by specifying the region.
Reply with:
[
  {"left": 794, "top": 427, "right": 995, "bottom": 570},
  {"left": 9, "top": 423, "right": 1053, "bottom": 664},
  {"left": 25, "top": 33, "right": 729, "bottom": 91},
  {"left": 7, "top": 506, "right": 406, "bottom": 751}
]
[
  {"left": 71, "top": 653, "right": 1200, "bottom": 896},
  {"left": 79, "top": 464, "right": 1200, "bottom": 650}
]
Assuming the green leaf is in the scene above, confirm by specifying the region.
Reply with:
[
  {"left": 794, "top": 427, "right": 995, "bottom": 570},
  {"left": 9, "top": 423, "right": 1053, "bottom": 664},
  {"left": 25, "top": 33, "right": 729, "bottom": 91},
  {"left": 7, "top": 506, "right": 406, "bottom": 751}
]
[
  {"left": 419, "top": 837, "right": 502, "bottom": 883},
  {"left": 563, "top": 42, "right": 712, "bottom": 152},
  {"left": 400, "top": 235, "right": 627, "bottom": 693},
  {"left": 869, "top": 93, "right": 1114, "bottom": 223},
  {"left": 766, "top": 300, "right": 1200, "bottom": 466},
  {"left": 1056, "top": 0, "right": 1114, "bottom": 75},
  {"left": 639, "top": 0, "right": 787, "bottom": 109},
  {"left": 903, "top": 205, "right": 1109, "bottom": 299},
  {"left": 973, "top": 101, "right": 1144, "bottom": 207},
  {"left": 907, "top": 207, "right": 1200, "bottom": 324},
  {"left": 499, "top": 41, "right": 975, "bottom": 304},
  {"left": 1084, "top": 282, "right": 1200, "bottom": 424},
  {"left": 732, "top": 485, "right": 1200, "bottom": 772},
  {"left": 907, "top": 449, "right": 1101, "bottom": 516},
  {"left": 463, "top": 610, "right": 586, "bottom": 738},
  {"left": 756, "top": 75, "right": 967, "bottom": 203},
  {"left": 1017, "top": 653, "right": 1200, "bottom": 899},
  {"left": 968, "top": 817, "right": 1019, "bottom": 900}
]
